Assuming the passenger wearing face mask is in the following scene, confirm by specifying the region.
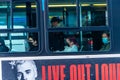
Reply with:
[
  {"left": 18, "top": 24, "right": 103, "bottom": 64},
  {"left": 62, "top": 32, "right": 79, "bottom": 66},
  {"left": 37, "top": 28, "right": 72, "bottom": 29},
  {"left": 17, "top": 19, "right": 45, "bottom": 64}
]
[
  {"left": 99, "top": 32, "right": 110, "bottom": 51},
  {"left": 28, "top": 34, "right": 38, "bottom": 51}
]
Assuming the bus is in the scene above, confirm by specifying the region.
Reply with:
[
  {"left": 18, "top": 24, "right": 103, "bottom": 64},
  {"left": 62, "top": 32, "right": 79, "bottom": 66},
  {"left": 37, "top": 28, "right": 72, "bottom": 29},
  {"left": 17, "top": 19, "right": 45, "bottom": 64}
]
[{"left": 0, "top": 0, "right": 120, "bottom": 80}]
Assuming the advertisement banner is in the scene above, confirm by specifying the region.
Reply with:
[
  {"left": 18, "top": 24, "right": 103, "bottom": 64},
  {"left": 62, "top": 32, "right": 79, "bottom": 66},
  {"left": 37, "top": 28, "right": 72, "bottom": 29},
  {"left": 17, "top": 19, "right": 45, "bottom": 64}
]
[{"left": 1, "top": 56, "right": 120, "bottom": 80}]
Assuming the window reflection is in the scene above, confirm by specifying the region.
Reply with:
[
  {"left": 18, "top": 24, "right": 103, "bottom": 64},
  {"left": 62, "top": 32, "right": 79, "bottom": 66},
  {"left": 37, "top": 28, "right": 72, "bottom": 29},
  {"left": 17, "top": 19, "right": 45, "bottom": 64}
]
[
  {"left": 13, "top": 1, "right": 37, "bottom": 29},
  {"left": 0, "top": 2, "right": 10, "bottom": 29},
  {"left": 80, "top": 1, "right": 108, "bottom": 26},
  {"left": 48, "top": 0, "right": 77, "bottom": 27}
]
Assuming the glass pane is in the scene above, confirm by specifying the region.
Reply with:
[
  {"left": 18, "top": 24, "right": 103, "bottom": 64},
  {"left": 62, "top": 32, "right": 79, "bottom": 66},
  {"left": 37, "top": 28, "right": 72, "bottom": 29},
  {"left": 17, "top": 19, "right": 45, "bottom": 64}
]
[
  {"left": 80, "top": 0, "right": 108, "bottom": 27},
  {"left": 0, "top": 32, "right": 39, "bottom": 52},
  {"left": 49, "top": 31, "right": 80, "bottom": 52},
  {"left": 0, "top": 1, "right": 10, "bottom": 29},
  {"left": 81, "top": 31, "right": 110, "bottom": 51},
  {"left": 48, "top": 0, "right": 77, "bottom": 28},
  {"left": 13, "top": 1, "right": 37, "bottom": 29},
  {"left": 48, "top": 31, "right": 110, "bottom": 53}
]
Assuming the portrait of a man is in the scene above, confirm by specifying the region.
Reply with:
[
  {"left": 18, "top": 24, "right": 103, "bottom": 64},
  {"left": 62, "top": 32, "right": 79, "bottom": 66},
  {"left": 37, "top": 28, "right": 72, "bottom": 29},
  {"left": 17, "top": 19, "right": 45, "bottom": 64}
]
[{"left": 14, "top": 60, "right": 37, "bottom": 80}]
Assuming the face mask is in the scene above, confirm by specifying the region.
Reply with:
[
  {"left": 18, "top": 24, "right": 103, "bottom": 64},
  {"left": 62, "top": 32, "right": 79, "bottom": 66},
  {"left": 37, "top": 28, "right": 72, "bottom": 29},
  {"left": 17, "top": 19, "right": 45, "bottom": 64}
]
[
  {"left": 102, "top": 37, "right": 109, "bottom": 44},
  {"left": 28, "top": 42, "right": 34, "bottom": 48}
]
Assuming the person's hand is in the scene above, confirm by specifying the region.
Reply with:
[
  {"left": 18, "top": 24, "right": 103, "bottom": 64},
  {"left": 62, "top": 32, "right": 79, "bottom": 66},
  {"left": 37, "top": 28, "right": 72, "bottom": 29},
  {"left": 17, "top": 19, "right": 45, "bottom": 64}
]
[
  {"left": 64, "top": 46, "right": 68, "bottom": 48},
  {"left": 55, "top": 50, "right": 60, "bottom": 52}
]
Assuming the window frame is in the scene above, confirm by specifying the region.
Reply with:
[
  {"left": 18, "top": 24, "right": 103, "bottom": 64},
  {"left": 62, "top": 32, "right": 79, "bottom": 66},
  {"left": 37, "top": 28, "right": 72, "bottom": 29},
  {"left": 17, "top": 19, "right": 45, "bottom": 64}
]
[
  {"left": 46, "top": 0, "right": 112, "bottom": 54},
  {"left": 0, "top": 0, "right": 43, "bottom": 56}
]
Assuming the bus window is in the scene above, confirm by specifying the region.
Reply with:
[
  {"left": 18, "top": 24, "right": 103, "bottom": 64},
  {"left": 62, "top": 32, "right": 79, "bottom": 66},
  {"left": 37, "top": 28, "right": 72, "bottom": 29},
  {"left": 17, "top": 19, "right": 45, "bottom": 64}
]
[
  {"left": 0, "top": 0, "right": 41, "bottom": 54},
  {"left": 0, "top": 1, "right": 10, "bottom": 29},
  {"left": 48, "top": 0, "right": 77, "bottom": 27},
  {"left": 48, "top": 31, "right": 80, "bottom": 52},
  {"left": 80, "top": 0, "right": 108, "bottom": 27},
  {"left": 0, "top": 32, "right": 39, "bottom": 52},
  {"left": 48, "top": 31, "right": 110, "bottom": 53},
  {"left": 49, "top": 31, "right": 65, "bottom": 51},
  {"left": 81, "top": 31, "right": 110, "bottom": 51},
  {"left": 13, "top": 1, "right": 37, "bottom": 29}
]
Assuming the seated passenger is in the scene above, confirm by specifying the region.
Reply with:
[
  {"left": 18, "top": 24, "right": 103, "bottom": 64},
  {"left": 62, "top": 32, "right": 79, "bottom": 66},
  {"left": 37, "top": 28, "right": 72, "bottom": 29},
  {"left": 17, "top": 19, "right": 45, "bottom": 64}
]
[
  {"left": 0, "top": 38, "right": 9, "bottom": 52},
  {"left": 28, "top": 34, "right": 38, "bottom": 51},
  {"left": 99, "top": 32, "right": 110, "bottom": 51},
  {"left": 56, "top": 36, "right": 78, "bottom": 52}
]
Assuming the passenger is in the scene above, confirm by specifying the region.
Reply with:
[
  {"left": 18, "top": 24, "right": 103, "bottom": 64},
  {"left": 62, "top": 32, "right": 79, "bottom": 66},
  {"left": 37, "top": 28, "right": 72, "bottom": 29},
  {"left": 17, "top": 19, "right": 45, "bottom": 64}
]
[
  {"left": 28, "top": 34, "right": 38, "bottom": 51},
  {"left": 0, "top": 38, "right": 9, "bottom": 52},
  {"left": 49, "top": 17, "right": 65, "bottom": 51},
  {"left": 51, "top": 16, "right": 62, "bottom": 28},
  {"left": 63, "top": 36, "right": 79, "bottom": 52},
  {"left": 99, "top": 32, "right": 110, "bottom": 51},
  {"left": 56, "top": 36, "right": 79, "bottom": 52},
  {"left": 9, "top": 60, "right": 38, "bottom": 80},
  {"left": 82, "top": 16, "right": 91, "bottom": 26}
]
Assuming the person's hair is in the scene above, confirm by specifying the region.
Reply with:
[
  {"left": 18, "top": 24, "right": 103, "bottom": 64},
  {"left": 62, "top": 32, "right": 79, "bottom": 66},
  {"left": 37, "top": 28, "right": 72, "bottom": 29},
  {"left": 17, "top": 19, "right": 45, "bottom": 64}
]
[
  {"left": 9, "top": 60, "right": 38, "bottom": 79},
  {"left": 29, "top": 33, "right": 38, "bottom": 42},
  {"left": 51, "top": 17, "right": 62, "bottom": 23},
  {"left": 102, "top": 31, "right": 110, "bottom": 37},
  {"left": 15, "top": 60, "right": 36, "bottom": 67}
]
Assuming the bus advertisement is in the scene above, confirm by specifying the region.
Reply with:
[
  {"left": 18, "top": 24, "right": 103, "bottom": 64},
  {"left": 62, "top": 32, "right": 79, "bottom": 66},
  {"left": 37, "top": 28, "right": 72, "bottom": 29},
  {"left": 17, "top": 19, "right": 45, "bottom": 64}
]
[{"left": 1, "top": 55, "right": 120, "bottom": 80}]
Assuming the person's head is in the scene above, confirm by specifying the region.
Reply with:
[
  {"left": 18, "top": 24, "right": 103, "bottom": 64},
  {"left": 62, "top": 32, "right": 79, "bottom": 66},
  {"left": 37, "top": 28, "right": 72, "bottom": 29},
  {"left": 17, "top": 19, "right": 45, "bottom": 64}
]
[
  {"left": 28, "top": 37, "right": 37, "bottom": 47},
  {"left": 15, "top": 60, "right": 37, "bottom": 80},
  {"left": 28, "top": 33, "right": 38, "bottom": 47},
  {"left": 51, "top": 17, "right": 62, "bottom": 28},
  {"left": 102, "top": 32, "right": 110, "bottom": 44},
  {"left": 66, "top": 36, "right": 78, "bottom": 47}
]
